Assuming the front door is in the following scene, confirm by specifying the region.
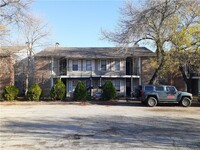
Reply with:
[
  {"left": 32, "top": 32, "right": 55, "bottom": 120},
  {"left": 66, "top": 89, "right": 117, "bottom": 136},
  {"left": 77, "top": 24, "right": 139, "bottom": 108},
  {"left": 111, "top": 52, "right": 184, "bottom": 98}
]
[{"left": 126, "top": 79, "right": 131, "bottom": 97}]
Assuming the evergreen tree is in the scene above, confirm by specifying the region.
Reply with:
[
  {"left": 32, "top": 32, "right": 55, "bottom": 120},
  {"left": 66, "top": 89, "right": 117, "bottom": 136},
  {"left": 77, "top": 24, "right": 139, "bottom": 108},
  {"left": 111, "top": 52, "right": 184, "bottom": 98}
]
[
  {"left": 73, "top": 81, "right": 87, "bottom": 102},
  {"left": 102, "top": 80, "right": 116, "bottom": 100},
  {"left": 50, "top": 79, "right": 66, "bottom": 100}
]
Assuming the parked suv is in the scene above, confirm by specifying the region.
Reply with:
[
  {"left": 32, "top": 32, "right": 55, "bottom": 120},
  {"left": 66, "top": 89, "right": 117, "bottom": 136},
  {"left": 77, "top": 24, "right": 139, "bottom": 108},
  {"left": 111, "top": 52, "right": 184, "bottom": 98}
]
[{"left": 135, "top": 85, "right": 193, "bottom": 107}]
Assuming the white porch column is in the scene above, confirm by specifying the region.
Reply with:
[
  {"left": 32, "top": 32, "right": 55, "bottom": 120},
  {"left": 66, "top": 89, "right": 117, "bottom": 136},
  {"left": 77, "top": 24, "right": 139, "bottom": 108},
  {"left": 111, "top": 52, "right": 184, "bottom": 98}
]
[
  {"left": 51, "top": 57, "right": 54, "bottom": 87},
  {"left": 138, "top": 57, "right": 142, "bottom": 85},
  {"left": 124, "top": 79, "right": 126, "bottom": 97},
  {"left": 131, "top": 76, "right": 133, "bottom": 97}
]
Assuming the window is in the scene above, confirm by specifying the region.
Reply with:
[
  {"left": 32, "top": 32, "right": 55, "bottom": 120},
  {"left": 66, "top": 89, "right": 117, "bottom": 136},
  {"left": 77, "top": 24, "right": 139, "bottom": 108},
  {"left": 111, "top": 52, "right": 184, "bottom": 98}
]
[
  {"left": 166, "top": 86, "right": 176, "bottom": 92},
  {"left": 145, "top": 85, "right": 154, "bottom": 91},
  {"left": 72, "top": 80, "right": 78, "bottom": 91},
  {"left": 115, "top": 80, "right": 120, "bottom": 91},
  {"left": 115, "top": 60, "right": 120, "bottom": 71},
  {"left": 86, "top": 60, "right": 92, "bottom": 71},
  {"left": 156, "top": 86, "right": 164, "bottom": 91},
  {"left": 72, "top": 60, "right": 78, "bottom": 71},
  {"left": 101, "top": 60, "right": 106, "bottom": 71}
]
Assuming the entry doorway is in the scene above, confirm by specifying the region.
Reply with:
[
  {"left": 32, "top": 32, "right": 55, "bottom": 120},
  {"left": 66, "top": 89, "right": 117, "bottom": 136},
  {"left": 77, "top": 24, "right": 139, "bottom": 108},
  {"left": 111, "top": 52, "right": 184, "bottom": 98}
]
[{"left": 126, "top": 79, "right": 131, "bottom": 97}]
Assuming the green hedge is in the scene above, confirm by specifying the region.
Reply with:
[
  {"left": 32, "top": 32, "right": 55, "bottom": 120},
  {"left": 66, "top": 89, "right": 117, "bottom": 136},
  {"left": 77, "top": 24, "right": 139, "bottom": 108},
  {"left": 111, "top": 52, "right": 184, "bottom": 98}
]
[
  {"left": 73, "top": 81, "right": 87, "bottom": 101},
  {"left": 102, "top": 80, "right": 116, "bottom": 101},
  {"left": 2, "top": 85, "right": 19, "bottom": 101},
  {"left": 27, "top": 83, "right": 42, "bottom": 101},
  {"left": 50, "top": 79, "right": 66, "bottom": 100}
]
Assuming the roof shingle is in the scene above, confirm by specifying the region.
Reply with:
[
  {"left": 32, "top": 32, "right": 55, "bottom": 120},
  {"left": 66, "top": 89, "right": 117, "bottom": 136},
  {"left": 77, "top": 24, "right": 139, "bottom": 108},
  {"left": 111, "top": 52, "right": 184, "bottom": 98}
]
[{"left": 35, "top": 47, "right": 155, "bottom": 58}]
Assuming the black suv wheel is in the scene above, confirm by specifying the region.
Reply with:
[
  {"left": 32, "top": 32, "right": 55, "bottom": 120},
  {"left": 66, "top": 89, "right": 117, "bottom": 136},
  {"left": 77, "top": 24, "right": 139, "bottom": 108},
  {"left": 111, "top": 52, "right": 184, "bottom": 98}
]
[
  {"left": 147, "top": 97, "right": 157, "bottom": 107},
  {"left": 181, "top": 97, "right": 191, "bottom": 107}
]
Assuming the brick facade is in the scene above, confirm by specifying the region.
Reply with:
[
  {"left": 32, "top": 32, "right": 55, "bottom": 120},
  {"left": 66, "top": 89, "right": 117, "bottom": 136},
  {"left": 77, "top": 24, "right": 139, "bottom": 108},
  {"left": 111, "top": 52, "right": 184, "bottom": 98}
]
[
  {"left": 34, "top": 57, "right": 52, "bottom": 97},
  {"left": 0, "top": 56, "right": 14, "bottom": 98}
]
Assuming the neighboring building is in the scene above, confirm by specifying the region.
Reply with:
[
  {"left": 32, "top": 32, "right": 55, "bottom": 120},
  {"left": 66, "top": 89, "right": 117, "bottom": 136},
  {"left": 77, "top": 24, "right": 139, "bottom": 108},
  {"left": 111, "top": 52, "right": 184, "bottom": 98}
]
[
  {"left": 185, "top": 62, "right": 200, "bottom": 96},
  {"left": 189, "top": 73, "right": 200, "bottom": 96},
  {"left": 0, "top": 46, "right": 26, "bottom": 97},
  {"left": 35, "top": 47, "right": 155, "bottom": 98}
]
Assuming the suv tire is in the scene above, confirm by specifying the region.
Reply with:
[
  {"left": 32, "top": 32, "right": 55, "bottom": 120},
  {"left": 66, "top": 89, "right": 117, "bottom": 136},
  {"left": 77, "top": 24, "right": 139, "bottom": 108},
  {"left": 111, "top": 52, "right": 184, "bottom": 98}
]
[
  {"left": 181, "top": 97, "right": 191, "bottom": 107},
  {"left": 147, "top": 97, "right": 157, "bottom": 107}
]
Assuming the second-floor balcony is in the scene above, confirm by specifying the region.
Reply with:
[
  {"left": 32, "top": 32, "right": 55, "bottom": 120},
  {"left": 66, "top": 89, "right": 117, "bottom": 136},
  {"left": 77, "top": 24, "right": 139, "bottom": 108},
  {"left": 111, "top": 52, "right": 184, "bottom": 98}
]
[{"left": 51, "top": 58, "right": 141, "bottom": 77}]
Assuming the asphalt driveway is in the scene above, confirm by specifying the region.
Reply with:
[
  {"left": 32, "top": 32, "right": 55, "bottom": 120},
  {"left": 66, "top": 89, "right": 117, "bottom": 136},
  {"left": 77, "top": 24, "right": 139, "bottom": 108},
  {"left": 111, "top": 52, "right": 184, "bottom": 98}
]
[{"left": 0, "top": 101, "right": 200, "bottom": 150}]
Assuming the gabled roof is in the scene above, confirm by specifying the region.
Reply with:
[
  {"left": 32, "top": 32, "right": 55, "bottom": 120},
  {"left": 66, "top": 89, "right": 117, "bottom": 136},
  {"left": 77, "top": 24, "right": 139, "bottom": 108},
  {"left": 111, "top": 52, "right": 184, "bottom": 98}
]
[{"left": 35, "top": 47, "right": 155, "bottom": 59}]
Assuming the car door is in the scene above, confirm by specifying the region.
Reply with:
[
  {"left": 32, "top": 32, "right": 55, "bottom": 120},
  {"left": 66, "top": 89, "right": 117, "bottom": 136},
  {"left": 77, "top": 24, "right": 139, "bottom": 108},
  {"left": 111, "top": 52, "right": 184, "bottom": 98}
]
[
  {"left": 155, "top": 86, "right": 166, "bottom": 101},
  {"left": 165, "top": 86, "right": 178, "bottom": 101}
]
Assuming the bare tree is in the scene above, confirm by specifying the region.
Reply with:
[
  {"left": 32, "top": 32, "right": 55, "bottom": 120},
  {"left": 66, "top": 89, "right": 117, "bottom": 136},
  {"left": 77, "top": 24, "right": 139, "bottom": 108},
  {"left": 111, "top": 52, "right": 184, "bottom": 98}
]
[
  {"left": 0, "top": 0, "right": 32, "bottom": 38},
  {"left": 18, "top": 15, "right": 51, "bottom": 95},
  {"left": 102, "top": 0, "right": 200, "bottom": 84}
]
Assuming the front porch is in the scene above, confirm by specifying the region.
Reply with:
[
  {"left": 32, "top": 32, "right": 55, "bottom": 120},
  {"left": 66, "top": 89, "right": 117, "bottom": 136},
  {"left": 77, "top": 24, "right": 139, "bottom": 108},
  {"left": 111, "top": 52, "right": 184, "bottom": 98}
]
[{"left": 52, "top": 75, "right": 140, "bottom": 98}]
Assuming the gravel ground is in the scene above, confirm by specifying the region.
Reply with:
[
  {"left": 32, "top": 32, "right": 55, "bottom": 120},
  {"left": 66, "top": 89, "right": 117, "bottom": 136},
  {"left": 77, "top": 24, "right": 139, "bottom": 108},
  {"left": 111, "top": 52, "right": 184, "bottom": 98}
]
[{"left": 0, "top": 101, "right": 200, "bottom": 150}]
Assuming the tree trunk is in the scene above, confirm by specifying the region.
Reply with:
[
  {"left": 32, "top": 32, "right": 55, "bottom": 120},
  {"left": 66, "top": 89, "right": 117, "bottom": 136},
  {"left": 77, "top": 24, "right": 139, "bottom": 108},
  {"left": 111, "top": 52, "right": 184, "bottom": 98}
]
[
  {"left": 149, "top": 56, "right": 165, "bottom": 84},
  {"left": 179, "top": 65, "right": 191, "bottom": 92}
]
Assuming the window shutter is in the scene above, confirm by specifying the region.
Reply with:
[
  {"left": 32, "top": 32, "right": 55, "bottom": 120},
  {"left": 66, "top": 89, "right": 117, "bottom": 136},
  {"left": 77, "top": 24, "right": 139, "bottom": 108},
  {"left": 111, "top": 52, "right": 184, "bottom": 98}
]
[
  {"left": 92, "top": 60, "right": 95, "bottom": 71},
  {"left": 98, "top": 60, "right": 101, "bottom": 71},
  {"left": 69, "top": 60, "right": 72, "bottom": 71},
  {"left": 106, "top": 60, "right": 109, "bottom": 71},
  {"left": 111, "top": 60, "right": 114, "bottom": 71},
  {"left": 120, "top": 59, "right": 123, "bottom": 71},
  {"left": 78, "top": 60, "right": 81, "bottom": 71},
  {"left": 83, "top": 60, "right": 86, "bottom": 71}
]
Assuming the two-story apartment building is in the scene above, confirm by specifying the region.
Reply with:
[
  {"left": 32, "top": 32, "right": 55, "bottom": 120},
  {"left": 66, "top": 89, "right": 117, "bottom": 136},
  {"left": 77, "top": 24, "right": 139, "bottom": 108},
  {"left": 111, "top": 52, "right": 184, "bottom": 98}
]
[{"left": 35, "top": 47, "right": 155, "bottom": 98}]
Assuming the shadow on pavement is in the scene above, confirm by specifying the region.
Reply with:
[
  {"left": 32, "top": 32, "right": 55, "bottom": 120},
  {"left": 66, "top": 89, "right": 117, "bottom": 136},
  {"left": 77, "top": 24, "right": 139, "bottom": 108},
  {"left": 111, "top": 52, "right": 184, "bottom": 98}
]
[{"left": 1, "top": 115, "right": 200, "bottom": 149}]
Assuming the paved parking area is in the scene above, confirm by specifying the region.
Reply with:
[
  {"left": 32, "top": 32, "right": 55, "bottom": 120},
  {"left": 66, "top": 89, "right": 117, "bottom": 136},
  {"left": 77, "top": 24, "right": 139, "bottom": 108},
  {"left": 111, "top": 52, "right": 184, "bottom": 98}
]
[{"left": 0, "top": 101, "right": 200, "bottom": 150}]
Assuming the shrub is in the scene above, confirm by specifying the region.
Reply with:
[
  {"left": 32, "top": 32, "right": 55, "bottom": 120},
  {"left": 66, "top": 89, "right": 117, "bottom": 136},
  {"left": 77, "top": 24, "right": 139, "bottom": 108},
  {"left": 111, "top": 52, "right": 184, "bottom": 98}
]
[
  {"left": 102, "top": 80, "right": 117, "bottom": 101},
  {"left": 27, "top": 83, "right": 42, "bottom": 101},
  {"left": 73, "top": 81, "right": 87, "bottom": 101},
  {"left": 2, "top": 85, "right": 19, "bottom": 101},
  {"left": 50, "top": 79, "right": 66, "bottom": 100}
]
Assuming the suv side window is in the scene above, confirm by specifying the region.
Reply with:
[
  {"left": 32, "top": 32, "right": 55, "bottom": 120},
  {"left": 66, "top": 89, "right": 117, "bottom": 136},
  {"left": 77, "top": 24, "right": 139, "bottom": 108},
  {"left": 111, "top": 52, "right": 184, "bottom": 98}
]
[
  {"left": 145, "top": 85, "right": 154, "bottom": 91},
  {"left": 156, "top": 86, "right": 164, "bottom": 91},
  {"left": 166, "top": 86, "right": 176, "bottom": 92}
]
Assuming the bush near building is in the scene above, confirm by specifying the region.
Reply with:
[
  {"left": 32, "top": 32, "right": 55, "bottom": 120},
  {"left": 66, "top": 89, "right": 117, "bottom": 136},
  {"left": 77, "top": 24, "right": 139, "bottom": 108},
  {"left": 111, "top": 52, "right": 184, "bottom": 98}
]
[
  {"left": 2, "top": 85, "right": 19, "bottom": 101},
  {"left": 50, "top": 79, "right": 66, "bottom": 100},
  {"left": 73, "top": 81, "right": 87, "bottom": 102},
  {"left": 27, "top": 83, "right": 42, "bottom": 101},
  {"left": 102, "top": 80, "right": 117, "bottom": 101}
]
